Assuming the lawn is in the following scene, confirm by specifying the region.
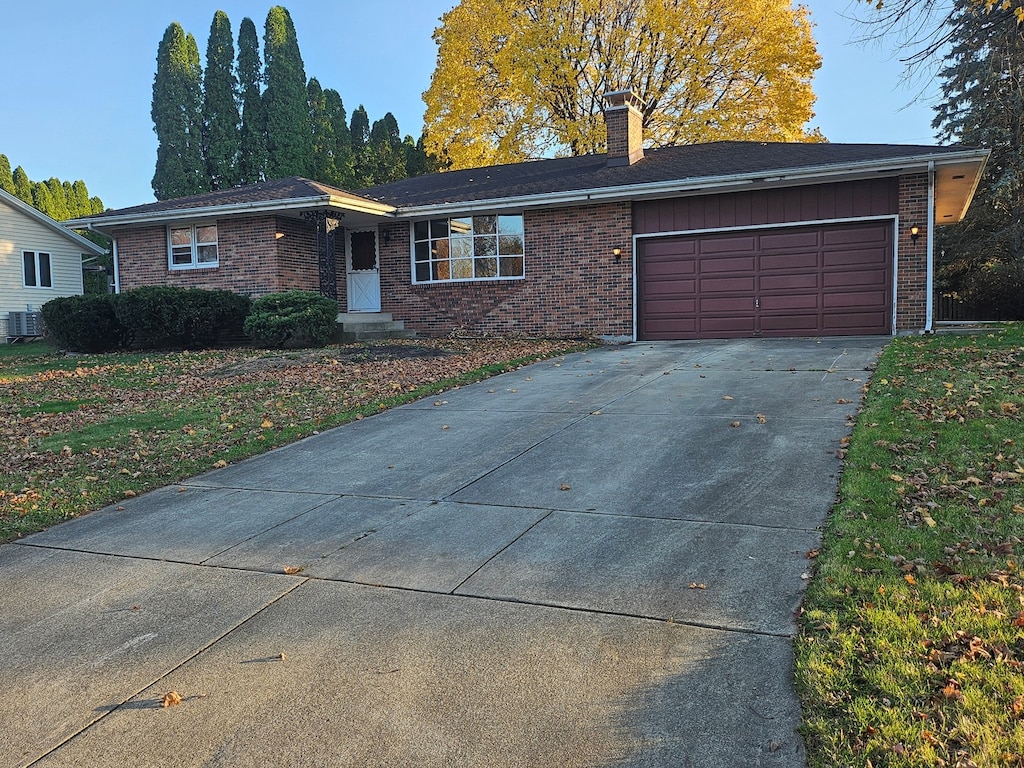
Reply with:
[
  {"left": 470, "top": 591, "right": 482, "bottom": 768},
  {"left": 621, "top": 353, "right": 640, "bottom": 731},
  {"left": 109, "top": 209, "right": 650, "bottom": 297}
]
[
  {"left": 797, "top": 324, "right": 1024, "bottom": 767},
  {"left": 0, "top": 337, "right": 588, "bottom": 543}
]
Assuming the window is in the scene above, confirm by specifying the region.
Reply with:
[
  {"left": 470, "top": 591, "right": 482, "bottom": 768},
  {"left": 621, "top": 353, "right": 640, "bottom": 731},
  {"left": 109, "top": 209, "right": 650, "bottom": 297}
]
[
  {"left": 413, "top": 214, "right": 524, "bottom": 283},
  {"left": 168, "top": 223, "right": 218, "bottom": 269},
  {"left": 23, "top": 251, "right": 52, "bottom": 288}
]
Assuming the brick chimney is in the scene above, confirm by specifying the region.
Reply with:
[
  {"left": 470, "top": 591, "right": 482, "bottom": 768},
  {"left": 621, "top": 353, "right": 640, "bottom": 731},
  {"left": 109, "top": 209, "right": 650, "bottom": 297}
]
[{"left": 603, "top": 90, "right": 645, "bottom": 167}]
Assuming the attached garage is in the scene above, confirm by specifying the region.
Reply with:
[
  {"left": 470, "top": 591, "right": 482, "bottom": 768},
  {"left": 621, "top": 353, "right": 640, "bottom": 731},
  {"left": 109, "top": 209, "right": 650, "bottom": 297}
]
[{"left": 638, "top": 220, "right": 893, "bottom": 340}]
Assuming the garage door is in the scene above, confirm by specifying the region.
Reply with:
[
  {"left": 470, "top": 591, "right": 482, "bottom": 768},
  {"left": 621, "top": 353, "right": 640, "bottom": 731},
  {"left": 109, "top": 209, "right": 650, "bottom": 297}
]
[{"left": 638, "top": 221, "right": 893, "bottom": 339}]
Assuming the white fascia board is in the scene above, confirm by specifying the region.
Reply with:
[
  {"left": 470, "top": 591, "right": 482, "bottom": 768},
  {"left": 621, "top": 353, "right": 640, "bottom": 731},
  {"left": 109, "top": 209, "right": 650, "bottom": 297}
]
[
  {"left": 0, "top": 188, "right": 107, "bottom": 255},
  {"left": 394, "top": 149, "right": 991, "bottom": 218},
  {"left": 65, "top": 194, "right": 397, "bottom": 231}
]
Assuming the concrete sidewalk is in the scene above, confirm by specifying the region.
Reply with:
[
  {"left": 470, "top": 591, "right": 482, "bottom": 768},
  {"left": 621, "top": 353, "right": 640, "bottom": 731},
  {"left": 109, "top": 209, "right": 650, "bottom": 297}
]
[{"left": 0, "top": 337, "right": 884, "bottom": 767}]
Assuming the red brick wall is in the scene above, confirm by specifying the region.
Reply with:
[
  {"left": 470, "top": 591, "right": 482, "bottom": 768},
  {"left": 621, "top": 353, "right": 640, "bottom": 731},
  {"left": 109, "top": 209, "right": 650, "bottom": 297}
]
[
  {"left": 896, "top": 173, "right": 929, "bottom": 332},
  {"left": 379, "top": 203, "right": 634, "bottom": 338},
  {"left": 115, "top": 215, "right": 329, "bottom": 299}
]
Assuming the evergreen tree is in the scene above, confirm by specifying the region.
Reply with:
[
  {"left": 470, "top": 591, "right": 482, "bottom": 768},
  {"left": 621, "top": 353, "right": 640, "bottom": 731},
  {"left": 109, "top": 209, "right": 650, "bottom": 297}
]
[
  {"left": 152, "top": 22, "right": 206, "bottom": 200},
  {"left": 236, "top": 17, "right": 267, "bottom": 185},
  {"left": 367, "top": 112, "right": 407, "bottom": 184},
  {"left": 307, "top": 77, "right": 337, "bottom": 184},
  {"left": 323, "top": 88, "right": 353, "bottom": 187},
  {"left": 31, "top": 183, "right": 54, "bottom": 218},
  {"left": 12, "top": 166, "right": 32, "bottom": 204},
  {"left": 0, "top": 154, "right": 14, "bottom": 195},
  {"left": 203, "top": 10, "right": 241, "bottom": 190},
  {"left": 934, "top": 2, "right": 1024, "bottom": 318},
  {"left": 404, "top": 132, "right": 441, "bottom": 177},
  {"left": 263, "top": 6, "right": 311, "bottom": 179},
  {"left": 71, "top": 180, "right": 91, "bottom": 218},
  {"left": 44, "top": 178, "right": 70, "bottom": 221},
  {"left": 350, "top": 105, "right": 372, "bottom": 186}
]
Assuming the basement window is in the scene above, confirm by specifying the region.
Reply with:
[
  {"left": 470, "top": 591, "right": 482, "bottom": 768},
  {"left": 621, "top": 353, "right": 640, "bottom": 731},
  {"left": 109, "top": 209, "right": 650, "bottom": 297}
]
[
  {"left": 412, "top": 214, "right": 524, "bottom": 283},
  {"left": 168, "top": 223, "right": 218, "bottom": 269}
]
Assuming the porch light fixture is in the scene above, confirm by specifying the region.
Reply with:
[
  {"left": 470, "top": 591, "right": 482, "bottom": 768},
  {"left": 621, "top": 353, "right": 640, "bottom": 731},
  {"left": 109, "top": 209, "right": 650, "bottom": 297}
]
[
  {"left": 910, "top": 225, "right": 920, "bottom": 243},
  {"left": 612, "top": 248, "right": 622, "bottom": 261}
]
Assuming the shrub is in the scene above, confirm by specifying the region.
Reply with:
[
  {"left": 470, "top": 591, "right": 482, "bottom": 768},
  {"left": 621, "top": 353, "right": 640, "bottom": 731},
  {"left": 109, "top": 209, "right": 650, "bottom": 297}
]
[
  {"left": 114, "top": 286, "right": 251, "bottom": 349},
  {"left": 41, "top": 295, "right": 124, "bottom": 353},
  {"left": 244, "top": 290, "right": 338, "bottom": 348}
]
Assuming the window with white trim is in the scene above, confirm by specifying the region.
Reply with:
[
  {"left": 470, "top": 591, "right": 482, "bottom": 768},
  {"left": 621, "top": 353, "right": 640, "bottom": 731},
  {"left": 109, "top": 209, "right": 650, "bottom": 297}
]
[
  {"left": 412, "top": 214, "right": 524, "bottom": 283},
  {"left": 168, "top": 223, "right": 218, "bottom": 269},
  {"left": 23, "top": 251, "right": 52, "bottom": 288}
]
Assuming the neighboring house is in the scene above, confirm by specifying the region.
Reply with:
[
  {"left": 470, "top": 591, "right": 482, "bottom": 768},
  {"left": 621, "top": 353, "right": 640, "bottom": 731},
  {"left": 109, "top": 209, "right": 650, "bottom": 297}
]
[
  {"left": 66, "top": 92, "right": 989, "bottom": 341},
  {"left": 1, "top": 188, "right": 108, "bottom": 339}
]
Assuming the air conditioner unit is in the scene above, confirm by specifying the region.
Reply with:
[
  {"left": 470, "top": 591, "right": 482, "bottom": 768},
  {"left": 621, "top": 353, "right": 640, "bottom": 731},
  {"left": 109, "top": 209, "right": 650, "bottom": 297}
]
[{"left": 8, "top": 311, "right": 43, "bottom": 337}]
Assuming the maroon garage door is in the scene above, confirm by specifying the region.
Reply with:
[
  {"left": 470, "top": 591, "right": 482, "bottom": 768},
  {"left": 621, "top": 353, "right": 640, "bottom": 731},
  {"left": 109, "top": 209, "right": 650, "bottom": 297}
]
[{"left": 638, "top": 220, "right": 893, "bottom": 340}]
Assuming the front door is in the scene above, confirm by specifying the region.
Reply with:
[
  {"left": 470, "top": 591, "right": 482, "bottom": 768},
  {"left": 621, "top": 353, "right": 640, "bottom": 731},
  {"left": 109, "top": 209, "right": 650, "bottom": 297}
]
[{"left": 346, "top": 228, "right": 381, "bottom": 312}]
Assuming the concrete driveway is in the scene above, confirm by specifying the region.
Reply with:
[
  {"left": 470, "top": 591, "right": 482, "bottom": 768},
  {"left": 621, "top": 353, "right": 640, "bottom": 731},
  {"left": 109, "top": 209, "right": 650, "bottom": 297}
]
[{"left": 0, "top": 337, "right": 884, "bottom": 767}]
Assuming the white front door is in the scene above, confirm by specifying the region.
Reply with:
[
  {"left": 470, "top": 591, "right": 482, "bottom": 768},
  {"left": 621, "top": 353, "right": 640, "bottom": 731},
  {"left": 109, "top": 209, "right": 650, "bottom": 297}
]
[{"left": 346, "top": 228, "right": 381, "bottom": 312}]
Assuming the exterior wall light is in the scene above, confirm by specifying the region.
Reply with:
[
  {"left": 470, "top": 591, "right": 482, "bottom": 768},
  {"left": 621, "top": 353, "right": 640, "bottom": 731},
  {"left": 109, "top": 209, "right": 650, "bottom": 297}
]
[
  {"left": 910, "top": 225, "right": 920, "bottom": 243},
  {"left": 612, "top": 248, "right": 622, "bottom": 261}
]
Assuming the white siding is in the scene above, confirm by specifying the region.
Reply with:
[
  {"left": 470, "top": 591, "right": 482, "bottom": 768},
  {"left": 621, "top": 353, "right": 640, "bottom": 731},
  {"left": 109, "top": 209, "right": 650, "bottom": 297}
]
[{"left": 0, "top": 196, "right": 85, "bottom": 336}]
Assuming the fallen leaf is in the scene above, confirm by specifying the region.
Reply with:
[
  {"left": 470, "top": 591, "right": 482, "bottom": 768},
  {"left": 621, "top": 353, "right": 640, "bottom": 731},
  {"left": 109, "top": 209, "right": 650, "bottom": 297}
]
[
  {"left": 261, "top": 419, "right": 274, "bottom": 429},
  {"left": 904, "top": 573, "right": 917, "bottom": 585},
  {"left": 283, "top": 566, "right": 303, "bottom": 575},
  {"left": 559, "top": 483, "right": 571, "bottom": 491},
  {"left": 161, "top": 691, "right": 183, "bottom": 708},
  {"left": 688, "top": 582, "right": 707, "bottom": 590},
  {"left": 836, "top": 398, "right": 852, "bottom": 404},
  {"left": 123, "top": 490, "right": 137, "bottom": 498},
  {"left": 213, "top": 459, "right": 228, "bottom": 469},
  {"left": 722, "top": 395, "right": 734, "bottom": 401},
  {"left": 730, "top": 421, "right": 741, "bottom": 428},
  {"left": 756, "top": 413, "right": 767, "bottom": 424},
  {"left": 441, "top": 424, "right": 449, "bottom": 430},
  {"left": 276, "top": 652, "right": 287, "bottom": 661}
]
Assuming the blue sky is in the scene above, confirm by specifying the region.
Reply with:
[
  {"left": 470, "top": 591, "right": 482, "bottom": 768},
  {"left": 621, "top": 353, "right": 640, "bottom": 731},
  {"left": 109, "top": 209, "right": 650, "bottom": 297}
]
[{"left": 0, "top": 1, "right": 943, "bottom": 211}]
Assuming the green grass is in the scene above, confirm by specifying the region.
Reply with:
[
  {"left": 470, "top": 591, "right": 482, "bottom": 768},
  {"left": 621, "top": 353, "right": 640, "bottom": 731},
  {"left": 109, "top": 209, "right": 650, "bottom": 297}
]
[
  {"left": 797, "top": 324, "right": 1024, "bottom": 767},
  {"left": 1, "top": 339, "right": 589, "bottom": 542}
]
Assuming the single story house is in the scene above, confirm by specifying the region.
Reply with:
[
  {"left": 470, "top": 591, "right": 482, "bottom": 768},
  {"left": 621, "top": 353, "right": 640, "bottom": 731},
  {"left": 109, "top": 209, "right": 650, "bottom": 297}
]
[
  {"left": 67, "top": 92, "right": 989, "bottom": 341},
  {"left": 1, "top": 188, "right": 108, "bottom": 340}
]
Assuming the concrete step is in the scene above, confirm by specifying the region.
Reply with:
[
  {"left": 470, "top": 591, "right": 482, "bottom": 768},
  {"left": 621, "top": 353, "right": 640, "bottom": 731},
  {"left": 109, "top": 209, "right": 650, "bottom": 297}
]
[
  {"left": 336, "top": 312, "right": 393, "bottom": 324},
  {"left": 337, "top": 328, "right": 417, "bottom": 343}
]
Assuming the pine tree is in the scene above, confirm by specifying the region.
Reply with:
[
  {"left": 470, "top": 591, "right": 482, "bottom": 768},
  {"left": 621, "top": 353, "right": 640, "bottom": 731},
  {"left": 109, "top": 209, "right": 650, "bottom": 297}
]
[
  {"left": 934, "top": 2, "right": 1024, "bottom": 318},
  {"left": 0, "top": 154, "right": 14, "bottom": 195},
  {"left": 236, "top": 17, "right": 267, "bottom": 185},
  {"left": 263, "top": 6, "right": 311, "bottom": 179},
  {"left": 152, "top": 22, "right": 206, "bottom": 200},
  {"left": 12, "top": 166, "right": 32, "bottom": 204},
  {"left": 203, "top": 10, "right": 241, "bottom": 190}
]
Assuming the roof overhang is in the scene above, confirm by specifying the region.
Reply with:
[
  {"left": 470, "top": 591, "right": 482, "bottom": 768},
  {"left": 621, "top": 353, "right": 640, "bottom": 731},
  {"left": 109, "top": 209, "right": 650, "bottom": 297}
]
[
  {"left": 393, "top": 148, "right": 991, "bottom": 226},
  {"left": 65, "top": 193, "right": 397, "bottom": 233}
]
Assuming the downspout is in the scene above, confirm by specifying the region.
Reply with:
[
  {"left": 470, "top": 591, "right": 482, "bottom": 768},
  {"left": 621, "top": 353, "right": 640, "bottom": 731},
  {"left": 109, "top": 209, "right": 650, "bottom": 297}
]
[
  {"left": 112, "top": 237, "right": 120, "bottom": 294},
  {"left": 925, "top": 160, "right": 936, "bottom": 333}
]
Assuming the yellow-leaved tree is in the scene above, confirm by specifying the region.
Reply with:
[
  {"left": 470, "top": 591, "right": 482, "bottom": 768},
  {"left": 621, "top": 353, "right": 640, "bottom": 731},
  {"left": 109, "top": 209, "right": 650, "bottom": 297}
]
[{"left": 423, "top": 0, "right": 823, "bottom": 169}]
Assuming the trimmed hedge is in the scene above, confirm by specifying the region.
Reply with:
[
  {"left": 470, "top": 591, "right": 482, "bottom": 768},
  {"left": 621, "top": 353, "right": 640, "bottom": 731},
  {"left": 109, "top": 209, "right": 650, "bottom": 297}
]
[
  {"left": 41, "top": 287, "right": 251, "bottom": 352},
  {"left": 41, "top": 294, "right": 124, "bottom": 353},
  {"left": 114, "top": 286, "right": 251, "bottom": 349},
  {"left": 244, "top": 290, "right": 338, "bottom": 348}
]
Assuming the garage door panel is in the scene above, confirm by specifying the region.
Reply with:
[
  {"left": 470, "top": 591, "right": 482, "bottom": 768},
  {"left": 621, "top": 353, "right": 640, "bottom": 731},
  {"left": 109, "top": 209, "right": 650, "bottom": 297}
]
[
  {"left": 760, "top": 273, "right": 819, "bottom": 292},
  {"left": 824, "top": 268, "right": 887, "bottom": 289},
  {"left": 639, "top": 221, "right": 893, "bottom": 340},
  {"left": 700, "top": 236, "right": 756, "bottom": 254},
  {"left": 760, "top": 252, "right": 819, "bottom": 272}
]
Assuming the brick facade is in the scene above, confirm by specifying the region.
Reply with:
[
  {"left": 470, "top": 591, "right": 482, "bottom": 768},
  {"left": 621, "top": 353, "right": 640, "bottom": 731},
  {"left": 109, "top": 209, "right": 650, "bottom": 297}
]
[
  {"left": 378, "top": 202, "right": 633, "bottom": 338},
  {"left": 896, "top": 173, "right": 929, "bottom": 332},
  {"left": 111, "top": 176, "right": 932, "bottom": 339}
]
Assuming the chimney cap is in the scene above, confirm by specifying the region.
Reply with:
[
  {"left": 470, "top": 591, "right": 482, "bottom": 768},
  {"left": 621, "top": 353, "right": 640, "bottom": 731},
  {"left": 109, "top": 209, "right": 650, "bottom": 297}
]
[{"left": 603, "top": 90, "right": 646, "bottom": 111}]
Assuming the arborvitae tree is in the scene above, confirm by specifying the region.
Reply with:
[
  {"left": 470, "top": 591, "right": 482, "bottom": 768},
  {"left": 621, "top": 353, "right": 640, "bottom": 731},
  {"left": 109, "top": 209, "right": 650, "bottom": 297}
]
[
  {"left": 367, "top": 113, "right": 407, "bottom": 184},
  {"left": 44, "top": 178, "right": 70, "bottom": 221},
  {"left": 90, "top": 196, "right": 105, "bottom": 215},
  {"left": 203, "top": 10, "right": 240, "bottom": 190},
  {"left": 263, "top": 6, "right": 311, "bottom": 179},
  {"left": 0, "top": 155, "right": 14, "bottom": 195},
  {"left": 12, "top": 166, "right": 32, "bottom": 204},
  {"left": 934, "top": 2, "right": 1024, "bottom": 318},
  {"left": 71, "top": 180, "right": 91, "bottom": 218},
  {"left": 404, "top": 133, "right": 440, "bottom": 178},
  {"left": 307, "top": 78, "right": 337, "bottom": 184},
  {"left": 152, "top": 22, "right": 206, "bottom": 200},
  {"left": 349, "top": 105, "right": 372, "bottom": 186},
  {"left": 31, "top": 183, "right": 54, "bottom": 218},
  {"left": 323, "top": 88, "right": 354, "bottom": 187},
  {"left": 236, "top": 17, "right": 267, "bottom": 185}
]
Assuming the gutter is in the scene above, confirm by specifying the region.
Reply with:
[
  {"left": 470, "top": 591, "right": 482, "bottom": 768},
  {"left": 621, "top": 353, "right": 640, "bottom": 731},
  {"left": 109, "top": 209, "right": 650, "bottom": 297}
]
[
  {"left": 393, "top": 148, "right": 991, "bottom": 218},
  {"left": 925, "top": 160, "right": 936, "bottom": 333}
]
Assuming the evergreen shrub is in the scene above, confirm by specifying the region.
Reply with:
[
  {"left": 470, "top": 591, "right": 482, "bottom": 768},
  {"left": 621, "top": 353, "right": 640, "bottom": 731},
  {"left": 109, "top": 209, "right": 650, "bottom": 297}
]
[
  {"left": 244, "top": 290, "right": 337, "bottom": 348},
  {"left": 114, "top": 286, "right": 251, "bottom": 349},
  {"left": 41, "top": 295, "right": 124, "bottom": 353}
]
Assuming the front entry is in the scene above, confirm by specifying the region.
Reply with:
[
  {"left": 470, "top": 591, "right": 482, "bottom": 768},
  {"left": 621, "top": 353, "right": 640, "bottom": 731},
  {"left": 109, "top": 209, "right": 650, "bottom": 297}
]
[{"left": 346, "top": 228, "right": 381, "bottom": 312}]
